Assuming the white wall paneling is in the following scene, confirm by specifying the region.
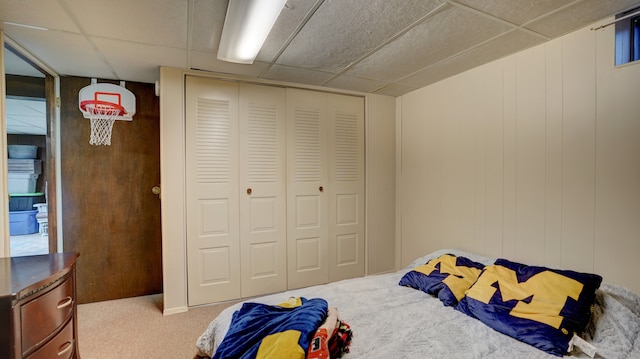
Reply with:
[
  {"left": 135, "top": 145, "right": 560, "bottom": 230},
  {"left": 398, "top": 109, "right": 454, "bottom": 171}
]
[
  {"left": 365, "top": 94, "right": 397, "bottom": 274},
  {"left": 515, "top": 45, "right": 546, "bottom": 265},
  {"left": 399, "top": 18, "right": 640, "bottom": 295},
  {"left": 593, "top": 22, "right": 640, "bottom": 293},
  {"left": 544, "top": 38, "right": 564, "bottom": 269},
  {"left": 482, "top": 60, "right": 505, "bottom": 258},
  {"left": 501, "top": 55, "right": 518, "bottom": 260},
  {"left": 560, "top": 27, "right": 597, "bottom": 273}
]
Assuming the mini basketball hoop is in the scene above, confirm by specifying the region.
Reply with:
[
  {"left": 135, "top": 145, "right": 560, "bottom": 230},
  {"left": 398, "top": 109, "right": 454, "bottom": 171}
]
[
  {"left": 80, "top": 100, "right": 125, "bottom": 145},
  {"left": 79, "top": 81, "right": 136, "bottom": 146}
]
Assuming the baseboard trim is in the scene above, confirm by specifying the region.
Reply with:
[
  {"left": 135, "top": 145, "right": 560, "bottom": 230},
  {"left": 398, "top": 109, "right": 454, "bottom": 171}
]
[{"left": 163, "top": 306, "right": 188, "bottom": 316}]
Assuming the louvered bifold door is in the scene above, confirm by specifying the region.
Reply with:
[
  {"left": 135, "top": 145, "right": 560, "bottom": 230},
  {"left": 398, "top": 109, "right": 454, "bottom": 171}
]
[
  {"left": 185, "top": 77, "right": 240, "bottom": 305},
  {"left": 327, "top": 94, "right": 365, "bottom": 282},
  {"left": 286, "top": 88, "right": 329, "bottom": 289},
  {"left": 239, "top": 84, "right": 287, "bottom": 297}
]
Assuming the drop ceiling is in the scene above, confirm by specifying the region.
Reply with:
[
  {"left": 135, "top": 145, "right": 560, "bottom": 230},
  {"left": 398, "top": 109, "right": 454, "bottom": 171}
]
[
  {"left": 2, "top": 0, "right": 640, "bottom": 99},
  {"left": 5, "top": 97, "right": 46, "bottom": 135}
]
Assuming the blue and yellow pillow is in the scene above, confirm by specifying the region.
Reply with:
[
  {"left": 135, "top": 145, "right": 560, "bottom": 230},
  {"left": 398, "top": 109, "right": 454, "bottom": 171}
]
[
  {"left": 399, "top": 254, "right": 485, "bottom": 306},
  {"left": 456, "top": 259, "right": 602, "bottom": 357}
]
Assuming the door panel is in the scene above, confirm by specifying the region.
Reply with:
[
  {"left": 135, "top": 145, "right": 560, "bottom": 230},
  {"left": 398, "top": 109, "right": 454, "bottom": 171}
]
[
  {"left": 286, "top": 88, "right": 328, "bottom": 289},
  {"left": 185, "top": 76, "right": 240, "bottom": 305},
  {"left": 60, "top": 77, "right": 162, "bottom": 303},
  {"left": 239, "top": 84, "right": 286, "bottom": 297},
  {"left": 328, "top": 94, "right": 365, "bottom": 281}
]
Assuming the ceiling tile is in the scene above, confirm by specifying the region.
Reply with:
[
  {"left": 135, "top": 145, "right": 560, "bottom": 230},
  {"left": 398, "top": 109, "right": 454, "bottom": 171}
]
[
  {"left": 94, "top": 38, "right": 188, "bottom": 83},
  {"left": 256, "top": 0, "right": 322, "bottom": 62},
  {"left": 65, "top": 0, "right": 188, "bottom": 49},
  {"left": 190, "top": 0, "right": 227, "bottom": 52},
  {"left": 399, "top": 29, "right": 545, "bottom": 88},
  {"left": 346, "top": 4, "right": 514, "bottom": 82},
  {"left": 525, "top": 0, "right": 640, "bottom": 38},
  {"left": 4, "top": 27, "right": 116, "bottom": 79},
  {"left": 453, "top": 0, "right": 576, "bottom": 25},
  {"left": 190, "top": 52, "right": 271, "bottom": 78},
  {"left": 275, "top": 0, "right": 447, "bottom": 72},
  {"left": 261, "top": 64, "right": 335, "bottom": 86},
  {"left": 0, "top": 0, "right": 79, "bottom": 32},
  {"left": 323, "top": 74, "right": 389, "bottom": 93}
]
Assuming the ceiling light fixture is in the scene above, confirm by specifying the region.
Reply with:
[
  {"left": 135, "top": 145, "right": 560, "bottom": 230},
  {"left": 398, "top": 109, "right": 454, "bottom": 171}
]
[{"left": 217, "top": 0, "right": 287, "bottom": 64}]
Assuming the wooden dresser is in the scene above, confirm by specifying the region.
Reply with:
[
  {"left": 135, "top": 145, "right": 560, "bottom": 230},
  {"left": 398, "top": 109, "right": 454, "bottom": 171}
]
[{"left": 0, "top": 253, "right": 80, "bottom": 359}]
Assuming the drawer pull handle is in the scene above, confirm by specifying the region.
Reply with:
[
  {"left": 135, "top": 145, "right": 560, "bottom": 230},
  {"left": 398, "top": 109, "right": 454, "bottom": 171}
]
[
  {"left": 58, "top": 340, "right": 73, "bottom": 356},
  {"left": 57, "top": 296, "right": 73, "bottom": 309}
]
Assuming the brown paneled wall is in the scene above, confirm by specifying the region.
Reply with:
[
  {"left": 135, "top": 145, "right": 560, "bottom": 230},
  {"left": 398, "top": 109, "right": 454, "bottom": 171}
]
[
  {"left": 5, "top": 74, "right": 45, "bottom": 98},
  {"left": 60, "top": 76, "right": 162, "bottom": 303}
]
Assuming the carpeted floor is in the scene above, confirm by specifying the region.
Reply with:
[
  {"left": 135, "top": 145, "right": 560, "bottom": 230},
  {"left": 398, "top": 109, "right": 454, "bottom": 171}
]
[{"left": 77, "top": 294, "right": 238, "bottom": 358}]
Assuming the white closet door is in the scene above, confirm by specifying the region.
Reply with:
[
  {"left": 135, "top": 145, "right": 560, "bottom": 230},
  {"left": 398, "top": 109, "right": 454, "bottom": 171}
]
[
  {"left": 239, "top": 84, "right": 287, "bottom": 297},
  {"left": 327, "top": 94, "right": 365, "bottom": 281},
  {"left": 185, "top": 77, "right": 240, "bottom": 305},
  {"left": 286, "top": 88, "right": 329, "bottom": 289}
]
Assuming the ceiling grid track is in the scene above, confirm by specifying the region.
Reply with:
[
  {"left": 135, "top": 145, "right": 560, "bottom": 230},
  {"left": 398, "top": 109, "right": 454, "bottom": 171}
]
[{"left": 186, "top": 0, "right": 195, "bottom": 70}]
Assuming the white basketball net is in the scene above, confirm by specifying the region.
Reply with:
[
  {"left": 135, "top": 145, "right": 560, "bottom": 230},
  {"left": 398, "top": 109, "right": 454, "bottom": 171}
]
[
  {"left": 89, "top": 117, "right": 117, "bottom": 145},
  {"left": 85, "top": 105, "right": 121, "bottom": 146}
]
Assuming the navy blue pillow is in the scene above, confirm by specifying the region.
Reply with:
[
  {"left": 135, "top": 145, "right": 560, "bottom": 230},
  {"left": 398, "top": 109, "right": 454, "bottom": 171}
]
[
  {"left": 456, "top": 259, "right": 602, "bottom": 356},
  {"left": 399, "top": 254, "right": 485, "bottom": 306}
]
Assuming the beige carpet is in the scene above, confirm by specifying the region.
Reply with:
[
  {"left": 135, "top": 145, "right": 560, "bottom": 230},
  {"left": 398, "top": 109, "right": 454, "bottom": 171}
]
[{"left": 77, "top": 294, "right": 238, "bottom": 358}]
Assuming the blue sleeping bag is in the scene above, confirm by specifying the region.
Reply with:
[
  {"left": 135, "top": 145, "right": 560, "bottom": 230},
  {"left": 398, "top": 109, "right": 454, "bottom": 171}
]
[{"left": 212, "top": 297, "right": 328, "bottom": 359}]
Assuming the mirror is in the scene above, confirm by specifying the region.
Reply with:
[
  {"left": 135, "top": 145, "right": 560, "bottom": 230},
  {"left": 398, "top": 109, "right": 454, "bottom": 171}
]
[
  {"left": 4, "top": 43, "right": 49, "bottom": 256},
  {"left": 4, "top": 46, "right": 46, "bottom": 135}
]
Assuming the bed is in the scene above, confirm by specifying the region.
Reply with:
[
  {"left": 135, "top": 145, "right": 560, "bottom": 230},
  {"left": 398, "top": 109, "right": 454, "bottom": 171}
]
[{"left": 196, "top": 249, "right": 640, "bottom": 358}]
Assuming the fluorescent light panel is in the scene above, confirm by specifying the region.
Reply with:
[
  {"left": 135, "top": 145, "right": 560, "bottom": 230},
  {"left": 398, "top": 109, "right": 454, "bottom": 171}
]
[
  {"left": 3, "top": 21, "right": 48, "bottom": 31},
  {"left": 217, "top": 0, "right": 287, "bottom": 64}
]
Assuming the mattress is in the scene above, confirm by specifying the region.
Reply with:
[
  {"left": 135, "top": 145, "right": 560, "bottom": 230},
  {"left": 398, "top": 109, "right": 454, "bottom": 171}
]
[{"left": 196, "top": 249, "right": 640, "bottom": 358}]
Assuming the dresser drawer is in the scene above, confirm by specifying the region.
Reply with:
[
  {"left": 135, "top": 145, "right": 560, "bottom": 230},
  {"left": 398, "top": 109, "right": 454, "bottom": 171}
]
[
  {"left": 21, "top": 277, "right": 74, "bottom": 352},
  {"left": 25, "top": 319, "right": 74, "bottom": 359}
]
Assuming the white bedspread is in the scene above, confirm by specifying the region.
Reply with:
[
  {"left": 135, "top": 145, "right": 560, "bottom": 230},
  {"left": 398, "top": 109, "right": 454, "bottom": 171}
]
[{"left": 196, "top": 249, "right": 640, "bottom": 359}]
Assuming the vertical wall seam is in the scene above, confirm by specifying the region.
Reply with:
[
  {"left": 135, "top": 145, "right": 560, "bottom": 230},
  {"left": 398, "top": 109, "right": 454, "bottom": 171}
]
[
  {"left": 544, "top": 44, "right": 548, "bottom": 265},
  {"left": 592, "top": 29, "right": 598, "bottom": 272},
  {"left": 559, "top": 37, "right": 565, "bottom": 268}
]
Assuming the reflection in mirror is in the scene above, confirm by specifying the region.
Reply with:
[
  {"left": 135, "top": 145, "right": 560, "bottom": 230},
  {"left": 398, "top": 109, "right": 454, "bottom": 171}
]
[
  {"left": 4, "top": 43, "right": 49, "bottom": 257},
  {"left": 4, "top": 45, "right": 46, "bottom": 135}
]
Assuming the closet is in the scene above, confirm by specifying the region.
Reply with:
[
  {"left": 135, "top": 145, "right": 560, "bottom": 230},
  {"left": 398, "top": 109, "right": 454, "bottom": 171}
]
[
  {"left": 185, "top": 77, "right": 364, "bottom": 306},
  {"left": 286, "top": 88, "right": 365, "bottom": 289}
]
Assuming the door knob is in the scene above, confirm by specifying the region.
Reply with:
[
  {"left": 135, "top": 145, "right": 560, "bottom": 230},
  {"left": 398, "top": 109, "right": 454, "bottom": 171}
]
[{"left": 152, "top": 186, "right": 161, "bottom": 195}]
